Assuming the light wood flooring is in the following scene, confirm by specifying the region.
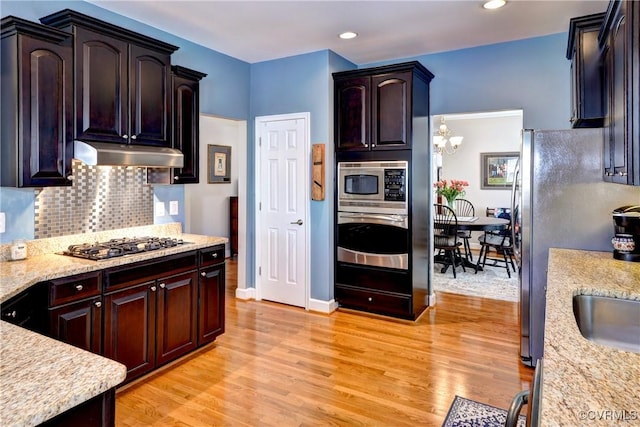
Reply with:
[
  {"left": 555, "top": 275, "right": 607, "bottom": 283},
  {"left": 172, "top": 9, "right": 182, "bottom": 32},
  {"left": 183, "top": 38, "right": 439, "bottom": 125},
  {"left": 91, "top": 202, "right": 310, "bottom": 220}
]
[{"left": 115, "top": 258, "right": 533, "bottom": 426}]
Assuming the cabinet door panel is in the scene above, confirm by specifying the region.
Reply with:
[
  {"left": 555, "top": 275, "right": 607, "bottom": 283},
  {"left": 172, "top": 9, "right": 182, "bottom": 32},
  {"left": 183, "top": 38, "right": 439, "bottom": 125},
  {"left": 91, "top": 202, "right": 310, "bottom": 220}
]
[
  {"left": 335, "top": 77, "right": 370, "bottom": 151},
  {"left": 19, "top": 38, "right": 73, "bottom": 186},
  {"left": 156, "top": 271, "right": 197, "bottom": 365},
  {"left": 130, "top": 45, "right": 170, "bottom": 147},
  {"left": 372, "top": 72, "right": 411, "bottom": 149},
  {"left": 104, "top": 283, "right": 155, "bottom": 381},
  {"left": 198, "top": 263, "right": 225, "bottom": 345},
  {"left": 75, "top": 29, "right": 128, "bottom": 143},
  {"left": 49, "top": 299, "right": 102, "bottom": 354},
  {"left": 173, "top": 80, "right": 198, "bottom": 182}
]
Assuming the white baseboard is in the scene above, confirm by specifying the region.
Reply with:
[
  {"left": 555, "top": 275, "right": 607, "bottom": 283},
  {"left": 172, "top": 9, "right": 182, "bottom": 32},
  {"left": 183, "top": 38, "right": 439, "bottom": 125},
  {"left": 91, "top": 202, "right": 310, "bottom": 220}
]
[
  {"left": 428, "top": 292, "right": 437, "bottom": 306},
  {"left": 308, "top": 298, "right": 338, "bottom": 314},
  {"left": 235, "top": 287, "right": 255, "bottom": 300}
]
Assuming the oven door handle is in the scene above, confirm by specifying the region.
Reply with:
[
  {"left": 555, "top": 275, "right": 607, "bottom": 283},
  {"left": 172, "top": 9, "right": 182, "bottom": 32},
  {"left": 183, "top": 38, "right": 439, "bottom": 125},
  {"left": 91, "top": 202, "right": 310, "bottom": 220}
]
[{"left": 338, "top": 212, "right": 408, "bottom": 228}]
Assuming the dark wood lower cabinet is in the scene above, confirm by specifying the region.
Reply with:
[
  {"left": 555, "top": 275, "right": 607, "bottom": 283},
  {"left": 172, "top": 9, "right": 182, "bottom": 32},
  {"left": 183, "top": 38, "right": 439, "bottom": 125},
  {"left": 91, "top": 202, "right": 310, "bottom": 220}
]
[
  {"left": 156, "top": 271, "right": 198, "bottom": 365},
  {"left": 104, "top": 281, "right": 156, "bottom": 382},
  {"left": 198, "top": 263, "right": 225, "bottom": 345},
  {"left": 49, "top": 298, "right": 102, "bottom": 354},
  {"left": 40, "top": 387, "right": 115, "bottom": 427}
]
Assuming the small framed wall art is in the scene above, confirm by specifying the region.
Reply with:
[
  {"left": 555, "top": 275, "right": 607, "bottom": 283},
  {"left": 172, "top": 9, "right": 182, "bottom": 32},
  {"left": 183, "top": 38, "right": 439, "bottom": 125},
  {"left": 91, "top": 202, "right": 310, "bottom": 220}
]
[
  {"left": 208, "top": 144, "right": 231, "bottom": 184},
  {"left": 480, "top": 151, "right": 519, "bottom": 189}
]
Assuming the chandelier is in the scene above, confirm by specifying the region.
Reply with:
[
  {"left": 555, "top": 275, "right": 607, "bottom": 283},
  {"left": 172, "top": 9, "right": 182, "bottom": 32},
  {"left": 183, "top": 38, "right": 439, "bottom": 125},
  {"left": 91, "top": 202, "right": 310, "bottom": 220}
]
[{"left": 433, "top": 116, "right": 463, "bottom": 155}]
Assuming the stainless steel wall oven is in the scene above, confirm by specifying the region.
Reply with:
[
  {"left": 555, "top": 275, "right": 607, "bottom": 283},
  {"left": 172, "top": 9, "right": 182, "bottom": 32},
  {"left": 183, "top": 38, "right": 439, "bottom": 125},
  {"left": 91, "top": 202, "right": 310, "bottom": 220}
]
[
  {"left": 337, "top": 160, "right": 409, "bottom": 270},
  {"left": 337, "top": 212, "right": 409, "bottom": 270}
]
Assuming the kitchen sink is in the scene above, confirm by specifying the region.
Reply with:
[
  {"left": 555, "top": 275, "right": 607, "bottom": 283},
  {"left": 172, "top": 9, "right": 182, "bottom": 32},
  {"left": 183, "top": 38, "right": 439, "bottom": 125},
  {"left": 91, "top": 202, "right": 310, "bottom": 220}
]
[{"left": 573, "top": 295, "right": 640, "bottom": 353}]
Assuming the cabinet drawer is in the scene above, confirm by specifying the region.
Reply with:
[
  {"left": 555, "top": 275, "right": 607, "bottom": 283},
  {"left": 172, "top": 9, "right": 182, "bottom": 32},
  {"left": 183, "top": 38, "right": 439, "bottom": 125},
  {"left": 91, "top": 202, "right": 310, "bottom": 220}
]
[
  {"left": 335, "top": 285, "right": 412, "bottom": 318},
  {"left": 199, "top": 245, "right": 225, "bottom": 267},
  {"left": 49, "top": 272, "right": 102, "bottom": 306}
]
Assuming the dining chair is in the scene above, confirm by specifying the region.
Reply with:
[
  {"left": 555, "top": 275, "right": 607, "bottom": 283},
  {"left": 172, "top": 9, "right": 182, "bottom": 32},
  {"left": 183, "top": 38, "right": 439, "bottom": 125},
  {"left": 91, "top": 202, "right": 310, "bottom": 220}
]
[
  {"left": 474, "top": 219, "right": 516, "bottom": 278},
  {"left": 433, "top": 204, "right": 466, "bottom": 278},
  {"left": 454, "top": 199, "right": 475, "bottom": 261}
]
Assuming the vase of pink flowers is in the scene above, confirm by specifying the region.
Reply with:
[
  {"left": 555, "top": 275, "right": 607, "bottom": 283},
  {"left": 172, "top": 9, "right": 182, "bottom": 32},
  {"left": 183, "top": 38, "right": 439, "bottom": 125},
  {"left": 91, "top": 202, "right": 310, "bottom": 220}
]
[{"left": 434, "top": 179, "right": 469, "bottom": 212}]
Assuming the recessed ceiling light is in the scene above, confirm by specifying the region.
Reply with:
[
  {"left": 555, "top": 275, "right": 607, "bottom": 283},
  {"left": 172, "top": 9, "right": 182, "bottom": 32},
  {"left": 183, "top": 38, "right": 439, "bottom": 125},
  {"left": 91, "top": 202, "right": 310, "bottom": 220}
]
[
  {"left": 483, "top": 0, "right": 506, "bottom": 10},
  {"left": 339, "top": 31, "right": 358, "bottom": 40}
]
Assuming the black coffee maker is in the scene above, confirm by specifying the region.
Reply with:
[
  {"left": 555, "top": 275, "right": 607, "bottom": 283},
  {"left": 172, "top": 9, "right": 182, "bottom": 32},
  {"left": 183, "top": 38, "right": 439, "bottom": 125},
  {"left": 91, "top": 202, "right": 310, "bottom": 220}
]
[{"left": 612, "top": 205, "right": 640, "bottom": 262}]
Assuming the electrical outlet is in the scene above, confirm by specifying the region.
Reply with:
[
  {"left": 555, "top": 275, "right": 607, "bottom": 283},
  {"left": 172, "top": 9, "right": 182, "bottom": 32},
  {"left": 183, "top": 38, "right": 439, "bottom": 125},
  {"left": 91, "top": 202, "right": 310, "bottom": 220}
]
[
  {"left": 169, "top": 201, "right": 179, "bottom": 216},
  {"left": 0, "top": 212, "right": 5, "bottom": 233},
  {"left": 156, "top": 202, "right": 166, "bottom": 217}
]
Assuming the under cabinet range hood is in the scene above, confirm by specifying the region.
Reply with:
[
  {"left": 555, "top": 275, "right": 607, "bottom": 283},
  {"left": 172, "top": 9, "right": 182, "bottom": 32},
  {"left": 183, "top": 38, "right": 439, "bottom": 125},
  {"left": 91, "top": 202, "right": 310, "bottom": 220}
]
[{"left": 73, "top": 140, "right": 184, "bottom": 168}]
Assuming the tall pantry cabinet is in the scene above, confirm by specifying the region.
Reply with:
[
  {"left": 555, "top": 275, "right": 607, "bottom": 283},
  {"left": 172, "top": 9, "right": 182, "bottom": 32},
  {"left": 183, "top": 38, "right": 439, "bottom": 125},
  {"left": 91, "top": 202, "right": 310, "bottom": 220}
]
[{"left": 333, "top": 61, "right": 434, "bottom": 320}]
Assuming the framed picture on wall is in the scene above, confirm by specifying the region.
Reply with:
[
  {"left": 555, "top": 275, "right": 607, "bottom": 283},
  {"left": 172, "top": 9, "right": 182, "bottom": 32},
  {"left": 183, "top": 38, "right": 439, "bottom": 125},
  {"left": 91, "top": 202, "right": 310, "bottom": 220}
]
[
  {"left": 480, "top": 152, "right": 519, "bottom": 189},
  {"left": 208, "top": 144, "right": 231, "bottom": 183}
]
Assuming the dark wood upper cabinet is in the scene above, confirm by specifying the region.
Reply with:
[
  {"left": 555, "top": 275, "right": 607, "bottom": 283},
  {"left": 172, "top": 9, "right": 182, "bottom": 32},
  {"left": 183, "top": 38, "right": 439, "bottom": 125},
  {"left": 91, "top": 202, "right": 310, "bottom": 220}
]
[
  {"left": 334, "top": 77, "right": 371, "bottom": 151},
  {"left": 170, "top": 65, "right": 207, "bottom": 183},
  {"left": 566, "top": 13, "right": 606, "bottom": 128},
  {"left": 1, "top": 17, "right": 74, "bottom": 187},
  {"left": 334, "top": 62, "right": 433, "bottom": 152},
  {"left": 40, "top": 9, "right": 178, "bottom": 147},
  {"left": 599, "top": 0, "right": 639, "bottom": 185}
]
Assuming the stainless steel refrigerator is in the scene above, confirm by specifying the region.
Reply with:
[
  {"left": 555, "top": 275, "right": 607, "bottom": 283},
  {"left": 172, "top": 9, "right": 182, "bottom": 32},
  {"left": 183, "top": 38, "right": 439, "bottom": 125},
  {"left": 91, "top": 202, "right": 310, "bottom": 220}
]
[{"left": 513, "top": 128, "right": 640, "bottom": 367}]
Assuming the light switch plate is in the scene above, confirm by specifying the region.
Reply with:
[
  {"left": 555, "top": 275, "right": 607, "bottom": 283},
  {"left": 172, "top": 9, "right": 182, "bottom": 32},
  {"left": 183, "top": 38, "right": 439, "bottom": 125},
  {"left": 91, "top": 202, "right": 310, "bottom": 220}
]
[
  {"left": 169, "top": 201, "right": 179, "bottom": 215},
  {"left": 0, "top": 212, "right": 5, "bottom": 233},
  {"left": 156, "top": 202, "right": 166, "bottom": 217}
]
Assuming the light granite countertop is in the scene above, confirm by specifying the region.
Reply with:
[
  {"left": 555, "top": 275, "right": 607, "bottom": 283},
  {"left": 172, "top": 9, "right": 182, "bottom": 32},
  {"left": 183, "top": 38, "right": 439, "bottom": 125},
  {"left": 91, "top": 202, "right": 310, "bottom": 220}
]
[
  {"left": 0, "top": 223, "right": 228, "bottom": 426},
  {"left": 542, "top": 248, "right": 640, "bottom": 426},
  {"left": 0, "top": 321, "right": 126, "bottom": 426},
  {"left": 0, "top": 223, "right": 227, "bottom": 303}
]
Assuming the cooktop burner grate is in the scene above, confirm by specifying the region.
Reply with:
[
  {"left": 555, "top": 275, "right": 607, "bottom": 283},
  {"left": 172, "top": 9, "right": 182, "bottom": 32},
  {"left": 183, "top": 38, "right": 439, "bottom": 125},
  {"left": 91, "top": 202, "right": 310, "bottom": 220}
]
[{"left": 62, "top": 237, "right": 185, "bottom": 261}]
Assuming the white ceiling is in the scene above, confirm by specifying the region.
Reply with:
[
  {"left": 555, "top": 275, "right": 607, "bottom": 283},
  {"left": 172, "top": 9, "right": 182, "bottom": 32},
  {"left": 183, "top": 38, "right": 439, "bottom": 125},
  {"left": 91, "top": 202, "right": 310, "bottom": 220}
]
[{"left": 87, "top": 0, "right": 609, "bottom": 64}]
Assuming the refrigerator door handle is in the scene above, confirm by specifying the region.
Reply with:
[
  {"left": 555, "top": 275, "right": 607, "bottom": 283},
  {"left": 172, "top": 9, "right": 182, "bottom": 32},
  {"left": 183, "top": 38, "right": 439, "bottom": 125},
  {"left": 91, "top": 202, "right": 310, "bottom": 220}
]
[{"left": 511, "top": 158, "right": 521, "bottom": 265}]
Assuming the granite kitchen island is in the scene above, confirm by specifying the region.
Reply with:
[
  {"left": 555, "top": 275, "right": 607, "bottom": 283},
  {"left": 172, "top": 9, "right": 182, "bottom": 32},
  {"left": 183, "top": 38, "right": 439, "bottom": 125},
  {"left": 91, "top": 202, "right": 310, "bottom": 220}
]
[{"left": 0, "top": 223, "right": 227, "bottom": 426}]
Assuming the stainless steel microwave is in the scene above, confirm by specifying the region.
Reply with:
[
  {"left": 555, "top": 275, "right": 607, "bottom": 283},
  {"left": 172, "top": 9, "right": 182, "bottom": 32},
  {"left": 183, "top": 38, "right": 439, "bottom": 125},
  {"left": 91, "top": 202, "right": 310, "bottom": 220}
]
[{"left": 337, "top": 160, "right": 408, "bottom": 214}]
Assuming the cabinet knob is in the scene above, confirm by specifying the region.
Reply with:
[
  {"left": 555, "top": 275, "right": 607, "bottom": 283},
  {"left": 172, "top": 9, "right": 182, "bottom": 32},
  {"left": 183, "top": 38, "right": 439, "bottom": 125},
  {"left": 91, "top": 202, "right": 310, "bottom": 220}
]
[
  {"left": 159, "top": 283, "right": 166, "bottom": 289},
  {"left": 75, "top": 284, "right": 83, "bottom": 291},
  {"left": 122, "top": 134, "right": 128, "bottom": 139},
  {"left": 67, "top": 175, "right": 74, "bottom": 181},
  {"left": 4, "top": 310, "right": 17, "bottom": 318},
  {"left": 150, "top": 285, "right": 157, "bottom": 292},
  {"left": 618, "top": 171, "right": 628, "bottom": 176},
  {"left": 201, "top": 271, "right": 207, "bottom": 277},
  {"left": 211, "top": 253, "right": 218, "bottom": 258},
  {"left": 131, "top": 135, "right": 137, "bottom": 140},
  {"left": 368, "top": 297, "right": 373, "bottom": 302},
  {"left": 174, "top": 176, "right": 179, "bottom": 181},
  {"left": 94, "top": 301, "right": 102, "bottom": 308}
]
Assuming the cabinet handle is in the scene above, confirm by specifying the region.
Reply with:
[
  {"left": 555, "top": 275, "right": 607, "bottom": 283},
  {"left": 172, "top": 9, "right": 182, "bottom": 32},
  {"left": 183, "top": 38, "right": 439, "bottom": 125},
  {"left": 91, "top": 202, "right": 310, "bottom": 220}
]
[
  {"left": 4, "top": 310, "right": 17, "bottom": 318},
  {"left": 618, "top": 171, "right": 628, "bottom": 176},
  {"left": 94, "top": 301, "right": 102, "bottom": 308},
  {"left": 131, "top": 135, "right": 137, "bottom": 140},
  {"left": 211, "top": 253, "right": 218, "bottom": 258},
  {"left": 67, "top": 175, "right": 74, "bottom": 181},
  {"left": 75, "top": 284, "right": 83, "bottom": 291},
  {"left": 201, "top": 271, "right": 207, "bottom": 277},
  {"left": 159, "top": 283, "right": 166, "bottom": 289},
  {"left": 150, "top": 285, "right": 157, "bottom": 292}
]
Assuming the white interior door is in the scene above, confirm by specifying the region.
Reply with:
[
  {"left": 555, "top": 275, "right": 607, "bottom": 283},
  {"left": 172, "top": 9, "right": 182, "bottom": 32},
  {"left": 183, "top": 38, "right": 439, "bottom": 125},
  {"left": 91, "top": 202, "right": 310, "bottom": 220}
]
[{"left": 256, "top": 113, "right": 309, "bottom": 308}]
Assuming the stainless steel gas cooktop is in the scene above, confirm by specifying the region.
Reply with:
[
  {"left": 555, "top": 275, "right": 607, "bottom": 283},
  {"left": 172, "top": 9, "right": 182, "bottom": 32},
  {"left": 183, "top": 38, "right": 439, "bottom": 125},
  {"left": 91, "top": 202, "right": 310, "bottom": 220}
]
[{"left": 60, "top": 237, "right": 187, "bottom": 261}]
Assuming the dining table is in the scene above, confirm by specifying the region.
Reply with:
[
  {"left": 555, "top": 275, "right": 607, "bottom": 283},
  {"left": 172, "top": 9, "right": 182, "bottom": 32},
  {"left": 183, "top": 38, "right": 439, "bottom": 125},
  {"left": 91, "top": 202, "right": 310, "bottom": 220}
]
[{"left": 434, "top": 216, "right": 510, "bottom": 271}]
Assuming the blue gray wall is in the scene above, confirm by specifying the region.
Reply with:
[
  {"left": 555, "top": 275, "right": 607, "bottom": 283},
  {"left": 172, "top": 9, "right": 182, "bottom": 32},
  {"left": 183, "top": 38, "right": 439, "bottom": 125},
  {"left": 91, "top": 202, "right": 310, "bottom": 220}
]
[
  {"left": 364, "top": 33, "right": 571, "bottom": 130},
  {"left": 2, "top": 0, "right": 575, "bottom": 304}
]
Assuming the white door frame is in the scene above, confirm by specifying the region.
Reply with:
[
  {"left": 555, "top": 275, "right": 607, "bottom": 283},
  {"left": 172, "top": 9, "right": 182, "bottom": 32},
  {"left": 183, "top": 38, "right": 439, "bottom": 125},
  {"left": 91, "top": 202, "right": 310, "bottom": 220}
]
[{"left": 254, "top": 112, "right": 311, "bottom": 309}]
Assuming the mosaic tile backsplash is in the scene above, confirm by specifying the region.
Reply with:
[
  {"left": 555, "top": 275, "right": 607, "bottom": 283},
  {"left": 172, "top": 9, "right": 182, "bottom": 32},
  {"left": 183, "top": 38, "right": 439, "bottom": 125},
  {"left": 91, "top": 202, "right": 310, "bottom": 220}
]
[{"left": 34, "top": 160, "right": 154, "bottom": 238}]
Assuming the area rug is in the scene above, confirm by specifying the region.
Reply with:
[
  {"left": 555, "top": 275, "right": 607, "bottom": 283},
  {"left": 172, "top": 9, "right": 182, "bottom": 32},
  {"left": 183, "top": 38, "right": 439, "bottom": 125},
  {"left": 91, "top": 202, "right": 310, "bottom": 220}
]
[
  {"left": 442, "top": 395, "right": 526, "bottom": 427},
  {"left": 432, "top": 262, "right": 519, "bottom": 302}
]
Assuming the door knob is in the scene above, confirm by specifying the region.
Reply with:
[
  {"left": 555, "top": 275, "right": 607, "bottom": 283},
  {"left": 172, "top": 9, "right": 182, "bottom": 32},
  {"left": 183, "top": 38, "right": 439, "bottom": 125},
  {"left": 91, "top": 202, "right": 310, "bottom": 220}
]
[{"left": 290, "top": 219, "right": 303, "bottom": 226}]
